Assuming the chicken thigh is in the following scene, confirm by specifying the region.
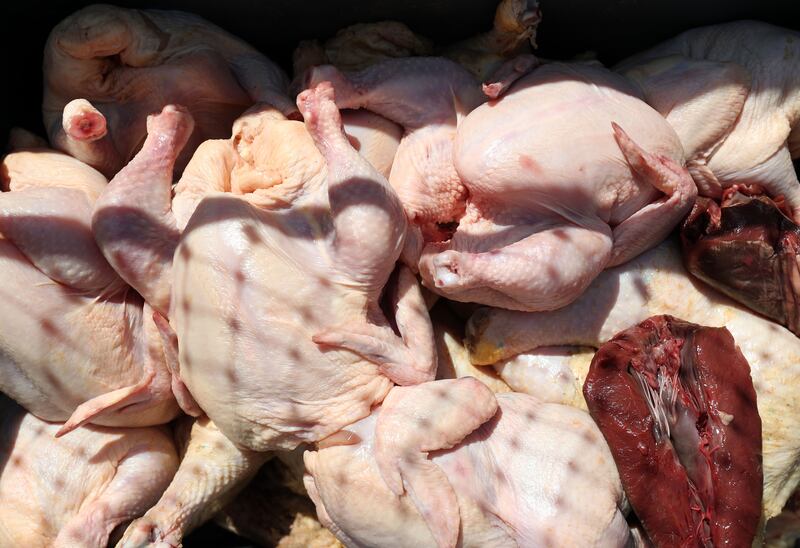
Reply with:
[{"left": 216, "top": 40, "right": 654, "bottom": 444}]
[
  {"left": 304, "top": 378, "right": 630, "bottom": 547},
  {"left": 169, "top": 82, "right": 435, "bottom": 452},
  {"left": 118, "top": 417, "right": 267, "bottom": 547},
  {"left": 616, "top": 21, "right": 800, "bottom": 221},
  {"left": 466, "top": 238, "right": 800, "bottom": 519},
  {"left": 43, "top": 4, "right": 293, "bottom": 177},
  {"left": 0, "top": 395, "right": 178, "bottom": 548},
  {"left": 419, "top": 60, "right": 696, "bottom": 311},
  {"left": 0, "top": 148, "right": 179, "bottom": 431}
]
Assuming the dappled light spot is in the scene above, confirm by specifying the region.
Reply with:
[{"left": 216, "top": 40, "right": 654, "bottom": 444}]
[
  {"left": 227, "top": 316, "right": 241, "bottom": 332},
  {"left": 567, "top": 459, "right": 579, "bottom": 472},
  {"left": 225, "top": 367, "right": 238, "bottom": 384},
  {"left": 242, "top": 224, "right": 261, "bottom": 244},
  {"left": 44, "top": 370, "right": 63, "bottom": 390}
]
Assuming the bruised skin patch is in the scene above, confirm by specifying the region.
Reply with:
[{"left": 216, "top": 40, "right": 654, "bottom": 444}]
[
  {"left": 583, "top": 315, "right": 762, "bottom": 548},
  {"left": 518, "top": 153, "right": 542, "bottom": 175}
]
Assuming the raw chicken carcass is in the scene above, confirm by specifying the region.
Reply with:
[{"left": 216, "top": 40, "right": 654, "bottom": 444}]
[
  {"left": 0, "top": 147, "right": 179, "bottom": 431},
  {"left": 169, "top": 82, "right": 436, "bottom": 452},
  {"left": 43, "top": 4, "right": 294, "bottom": 177},
  {"left": 419, "top": 59, "right": 696, "bottom": 311},
  {"left": 466, "top": 238, "right": 800, "bottom": 519},
  {"left": 92, "top": 102, "right": 401, "bottom": 321},
  {"left": 0, "top": 395, "right": 178, "bottom": 548},
  {"left": 616, "top": 21, "right": 800, "bottom": 221},
  {"left": 304, "top": 378, "right": 630, "bottom": 547},
  {"left": 304, "top": 57, "right": 485, "bottom": 259},
  {"left": 118, "top": 417, "right": 267, "bottom": 547}
]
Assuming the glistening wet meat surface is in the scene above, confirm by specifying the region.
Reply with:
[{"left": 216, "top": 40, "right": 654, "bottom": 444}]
[
  {"left": 681, "top": 188, "right": 800, "bottom": 335},
  {"left": 583, "top": 315, "right": 762, "bottom": 547}
]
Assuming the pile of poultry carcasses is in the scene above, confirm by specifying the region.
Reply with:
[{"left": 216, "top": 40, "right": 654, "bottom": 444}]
[{"left": 2, "top": 1, "right": 800, "bottom": 546}]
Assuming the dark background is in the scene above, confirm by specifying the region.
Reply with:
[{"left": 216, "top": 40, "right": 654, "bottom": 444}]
[
  {"left": 2, "top": 0, "right": 800, "bottom": 546},
  {"left": 3, "top": 0, "right": 800, "bottom": 152}
]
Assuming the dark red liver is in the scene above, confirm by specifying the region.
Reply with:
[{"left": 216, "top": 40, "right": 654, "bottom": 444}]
[
  {"left": 681, "top": 188, "right": 800, "bottom": 335},
  {"left": 584, "top": 315, "right": 762, "bottom": 547}
]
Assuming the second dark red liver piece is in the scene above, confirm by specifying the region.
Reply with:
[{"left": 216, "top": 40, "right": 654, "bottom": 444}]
[
  {"left": 584, "top": 315, "right": 762, "bottom": 547},
  {"left": 681, "top": 188, "right": 800, "bottom": 335}
]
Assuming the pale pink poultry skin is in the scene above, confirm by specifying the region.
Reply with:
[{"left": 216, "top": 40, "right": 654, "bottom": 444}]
[
  {"left": 305, "top": 58, "right": 486, "bottom": 259},
  {"left": 118, "top": 417, "right": 268, "bottom": 547},
  {"left": 89, "top": 99, "right": 403, "bottom": 439},
  {"left": 0, "top": 147, "right": 179, "bottom": 431},
  {"left": 466, "top": 238, "right": 800, "bottom": 520},
  {"left": 43, "top": 4, "right": 294, "bottom": 178},
  {"left": 171, "top": 106, "right": 400, "bottom": 225},
  {"left": 169, "top": 82, "right": 435, "bottom": 452},
  {"left": 92, "top": 103, "right": 401, "bottom": 323},
  {"left": 616, "top": 21, "right": 800, "bottom": 221},
  {"left": 418, "top": 59, "right": 696, "bottom": 311},
  {"left": 0, "top": 395, "right": 178, "bottom": 548},
  {"left": 304, "top": 378, "right": 630, "bottom": 547},
  {"left": 92, "top": 101, "right": 405, "bottom": 546}
]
